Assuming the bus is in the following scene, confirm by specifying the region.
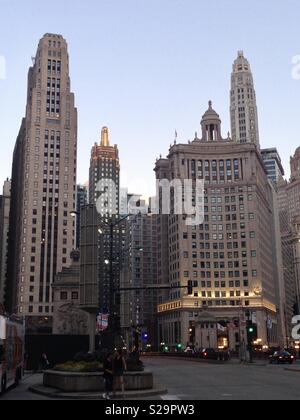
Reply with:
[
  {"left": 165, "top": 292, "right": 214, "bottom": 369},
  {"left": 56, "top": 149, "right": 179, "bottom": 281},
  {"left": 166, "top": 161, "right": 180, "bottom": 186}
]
[{"left": 0, "top": 315, "right": 25, "bottom": 394}]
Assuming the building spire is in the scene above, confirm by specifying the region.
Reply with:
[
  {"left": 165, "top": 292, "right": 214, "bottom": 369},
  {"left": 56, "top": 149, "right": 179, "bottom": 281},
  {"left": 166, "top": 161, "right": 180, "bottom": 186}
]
[
  {"left": 230, "top": 51, "right": 260, "bottom": 148},
  {"left": 101, "top": 126, "right": 110, "bottom": 147}
]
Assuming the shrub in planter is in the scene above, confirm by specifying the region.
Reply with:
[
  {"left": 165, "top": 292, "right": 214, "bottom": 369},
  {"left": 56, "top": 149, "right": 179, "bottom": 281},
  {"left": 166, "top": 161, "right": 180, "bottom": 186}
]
[
  {"left": 126, "top": 358, "right": 144, "bottom": 372},
  {"left": 54, "top": 361, "right": 103, "bottom": 372},
  {"left": 73, "top": 352, "right": 98, "bottom": 363}
]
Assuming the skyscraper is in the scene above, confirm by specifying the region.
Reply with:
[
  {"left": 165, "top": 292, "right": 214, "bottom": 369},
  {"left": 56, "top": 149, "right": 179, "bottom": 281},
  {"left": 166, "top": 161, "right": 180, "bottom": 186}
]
[
  {"left": 156, "top": 102, "right": 282, "bottom": 350},
  {"left": 261, "top": 148, "right": 285, "bottom": 184},
  {"left": 230, "top": 51, "right": 260, "bottom": 148},
  {"left": 6, "top": 34, "right": 77, "bottom": 331},
  {"left": 278, "top": 147, "right": 300, "bottom": 328},
  {"left": 86, "top": 127, "right": 122, "bottom": 320},
  {"left": 120, "top": 207, "right": 158, "bottom": 350},
  {"left": 0, "top": 179, "right": 11, "bottom": 305},
  {"left": 89, "top": 127, "right": 120, "bottom": 215}
]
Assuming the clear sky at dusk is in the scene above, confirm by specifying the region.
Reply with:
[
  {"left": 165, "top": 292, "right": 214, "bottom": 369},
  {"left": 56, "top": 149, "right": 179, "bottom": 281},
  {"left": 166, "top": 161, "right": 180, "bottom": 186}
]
[{"left": 0, "top": 0, "right": 300, "bottom": 198}]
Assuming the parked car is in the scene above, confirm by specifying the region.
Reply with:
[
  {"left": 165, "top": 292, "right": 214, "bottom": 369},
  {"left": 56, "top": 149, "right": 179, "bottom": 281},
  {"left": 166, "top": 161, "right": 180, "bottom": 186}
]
[
  {"left": 269, "top": 351, "right": 295, "bottom": 365},
  {"left": 184, "top": 347, "right": 195, "bottom": 355},
  {"left": 199, "top": 348, "right": 218, "bottom": 360},
  {"left": 199, "top": 348, "right": 230, "bottom": 361}
]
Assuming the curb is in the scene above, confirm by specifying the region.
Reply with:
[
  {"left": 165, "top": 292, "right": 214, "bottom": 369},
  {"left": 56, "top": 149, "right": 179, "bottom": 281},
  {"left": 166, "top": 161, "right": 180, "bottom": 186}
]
[
  {"left": 147, "top": 356, "right": 268, "bottom": 366},
  {"left": 29, "top": 384, "right": 168, "bottom": 400},
  {"left": 284, "top": 368, "right": 300, "bottom": 373}
]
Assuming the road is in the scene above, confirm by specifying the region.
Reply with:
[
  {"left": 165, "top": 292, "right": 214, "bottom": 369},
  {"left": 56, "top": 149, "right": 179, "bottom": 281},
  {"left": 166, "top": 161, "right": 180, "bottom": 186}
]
[
  {"left": 1, "top": 358, "right": 300, "bottom": 400},
  {"left": 144, "top": 357, "right": 300, "bottom": 400}
]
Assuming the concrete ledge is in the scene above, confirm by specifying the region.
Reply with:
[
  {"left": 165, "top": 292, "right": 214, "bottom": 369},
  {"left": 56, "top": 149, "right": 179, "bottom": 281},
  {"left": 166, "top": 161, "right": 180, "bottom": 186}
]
[
  {"left": 29, "top": 384, "right": 168, "bottom": 400},
  {"left": 43, "top": 370, "right": 154, "bottom": 392}
]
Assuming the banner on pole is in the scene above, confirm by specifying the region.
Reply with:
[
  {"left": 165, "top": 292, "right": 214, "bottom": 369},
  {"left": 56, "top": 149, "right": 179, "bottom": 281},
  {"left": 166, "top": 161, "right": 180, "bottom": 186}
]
[{"left": 97, "top": 313, "right": 109, "bottom": 332}]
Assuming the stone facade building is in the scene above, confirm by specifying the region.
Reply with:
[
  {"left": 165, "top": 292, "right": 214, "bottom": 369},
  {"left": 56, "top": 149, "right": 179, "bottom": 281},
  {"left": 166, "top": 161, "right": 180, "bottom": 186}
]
[
  {"left": 120, "top": 210, "right": 158, "bottom": 350},
  {"left": 277, "top": 147, "right": 300, "bottom": 345},
  {"left": 6, "top": 34, "right": 77, "bottom": 332},
  {"left": 0, "top": 179, "right": 11, "bottom": 305},
  {"left": 52, "top": 251, "right": 88, "bottom": 335},
  {"left": 155, "top": 102, "right": 282, "bottom": 351},
  {"left": 230, "top": 51, "right": 260, "bottom": 148}
]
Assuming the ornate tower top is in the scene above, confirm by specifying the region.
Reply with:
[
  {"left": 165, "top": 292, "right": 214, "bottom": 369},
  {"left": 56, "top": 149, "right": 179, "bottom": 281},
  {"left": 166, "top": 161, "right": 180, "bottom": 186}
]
[
  {"left": 290, "top": 147, "right": 300, "bottom": 182},
  {"left": 200, "top": 101, "right": 223, "bottom": 142},
  {"left": 101, "top": 126, "right": 110, "bottom": 147},
  {"left": 230, "top": 51, "right": 260, "bottom": 148}
]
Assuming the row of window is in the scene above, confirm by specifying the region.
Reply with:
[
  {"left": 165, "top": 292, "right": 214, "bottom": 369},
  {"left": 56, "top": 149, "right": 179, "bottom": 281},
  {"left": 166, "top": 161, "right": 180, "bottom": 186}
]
[
  {"left": 183, "top": 270, "right": 258, "bottom": 278},
  {"left": 60, "top": 291, "right": 79, "bottom": 301}
]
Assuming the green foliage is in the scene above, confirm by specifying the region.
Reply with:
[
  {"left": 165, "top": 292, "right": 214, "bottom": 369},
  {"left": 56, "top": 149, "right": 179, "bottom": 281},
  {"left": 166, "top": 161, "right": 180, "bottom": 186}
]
[
  {"left": 126, "top": 358, "right": 144, "bottom": 372},
  {"left": 54, "top": 361, "right": 103, "bottom": 373},
  {"left": 54, "top": 355, "right": 144, "bottom": 373}
]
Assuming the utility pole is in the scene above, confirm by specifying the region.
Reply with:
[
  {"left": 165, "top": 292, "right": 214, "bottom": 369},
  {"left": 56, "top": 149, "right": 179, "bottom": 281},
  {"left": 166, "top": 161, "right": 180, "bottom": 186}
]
[{"left": 246, "top": 311, "right": 254, "bottom": 363}]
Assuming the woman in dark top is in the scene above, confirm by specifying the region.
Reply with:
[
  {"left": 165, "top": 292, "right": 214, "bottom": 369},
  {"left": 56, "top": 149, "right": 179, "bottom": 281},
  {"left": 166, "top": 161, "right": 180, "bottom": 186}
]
[
  {"left": 113, "top": 350, "right": 127, "bottom": 398},
  {"left": 103, "top": 354, "right": 114, "bottom": 400}
]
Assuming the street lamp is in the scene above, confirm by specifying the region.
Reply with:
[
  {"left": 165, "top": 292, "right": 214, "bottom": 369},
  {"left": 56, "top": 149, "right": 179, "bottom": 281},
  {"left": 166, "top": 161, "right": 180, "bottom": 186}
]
[{"left": 97, "top": 214, "right": 131, "bottom": 350}]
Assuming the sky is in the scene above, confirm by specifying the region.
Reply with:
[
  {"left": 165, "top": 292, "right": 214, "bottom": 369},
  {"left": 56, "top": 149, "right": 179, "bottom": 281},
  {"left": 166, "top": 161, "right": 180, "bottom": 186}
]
[{"left": 0, "top": 0, "right": 300, "bottom": 199}]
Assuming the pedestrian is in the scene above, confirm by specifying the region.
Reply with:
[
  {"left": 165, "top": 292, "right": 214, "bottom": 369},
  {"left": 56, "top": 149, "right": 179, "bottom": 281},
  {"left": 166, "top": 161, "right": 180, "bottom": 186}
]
[
  {"left": 113, "top": 349, "right": 127, "bottom": 399},
  {"left": 39, "top": 353, "right": 50, "bottom": 371},
  {"left": 102, "top": 353, "right": 114, "bottom": 400}
]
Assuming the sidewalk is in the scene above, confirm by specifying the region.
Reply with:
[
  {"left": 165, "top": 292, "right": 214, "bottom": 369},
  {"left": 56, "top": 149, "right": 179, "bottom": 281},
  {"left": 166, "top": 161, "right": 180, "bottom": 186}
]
[{"left": 29, "top": 384, "right": 168, "bottom": 400}]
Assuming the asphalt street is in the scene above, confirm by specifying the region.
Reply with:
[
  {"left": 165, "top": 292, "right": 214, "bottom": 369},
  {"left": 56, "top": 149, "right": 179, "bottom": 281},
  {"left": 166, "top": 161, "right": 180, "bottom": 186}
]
[{"left": 1, "top": 358, "right": 300, "bottom": 400}]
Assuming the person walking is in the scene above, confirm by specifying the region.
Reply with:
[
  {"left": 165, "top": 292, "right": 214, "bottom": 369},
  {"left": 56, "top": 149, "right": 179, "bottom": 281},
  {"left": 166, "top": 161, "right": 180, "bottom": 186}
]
[
  {"left": 113, "top": 349, "right": 127, "bottom": 399},
  {"left": 39, "top": 353, "right": 50, "bottom": 371},
  {"left": 102, "top": 353, "right": 114, "bottom": 400}
]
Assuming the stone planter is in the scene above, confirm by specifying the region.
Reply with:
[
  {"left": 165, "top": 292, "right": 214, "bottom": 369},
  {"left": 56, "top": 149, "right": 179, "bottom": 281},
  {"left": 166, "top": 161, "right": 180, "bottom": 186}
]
[{"left": 43, "top": 370, "right": 154, "bottom": 393}]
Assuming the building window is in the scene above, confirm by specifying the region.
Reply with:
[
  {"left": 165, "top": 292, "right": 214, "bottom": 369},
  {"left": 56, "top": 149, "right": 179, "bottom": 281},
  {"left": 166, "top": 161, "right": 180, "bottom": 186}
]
[{"left": 60, "top": 292, "right": 68, "bottom": 300}]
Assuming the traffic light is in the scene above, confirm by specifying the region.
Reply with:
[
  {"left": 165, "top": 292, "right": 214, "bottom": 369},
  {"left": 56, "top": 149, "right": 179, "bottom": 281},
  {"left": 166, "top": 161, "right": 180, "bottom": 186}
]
[
  {"left": 188, "top": 281, "right": 193, "bottom": 295},
  {"left": 177, "top": 343, "right": 183, "bottom": 351},
  {"left": 246, "top": 320, "right": 258, "bottom": 342},
  {"left": 141, "top": 331, "right": 149, "bottom": 341}
]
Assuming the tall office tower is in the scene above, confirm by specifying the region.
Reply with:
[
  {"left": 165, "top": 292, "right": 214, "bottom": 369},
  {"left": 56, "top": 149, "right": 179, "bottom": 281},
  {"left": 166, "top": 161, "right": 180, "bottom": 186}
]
[
  {"left": 230, "top": 51, "right": 260, "bottom": 149},
  {"left": 277, "top": 178, "right": 298, "bottom": 346},
  {"left": 76, "top": 184, "right": 88, "bottom": 249},
  {"left": 0, "top": 179, "right": 11, "bottom": 304},
  {"left": 155, "top": 102, "right": 282, "bottom": 351},
  {"left": 87, "top": 127, "right": 122, "bottom": 317},
  {"left": 89, "top": 126, "right": 120, "bottom": 213},
  {"left": 261, "top": 148, "right": 285, "bottom": 184},
  {"left": 120, "top": 208, "right": 158, "bottom": 350},
  {"left": 278, "top": 147, "right": 300, "bottom": 325},
  {"left": 6, "top": 34, "right": 77, "bottom": 332}
]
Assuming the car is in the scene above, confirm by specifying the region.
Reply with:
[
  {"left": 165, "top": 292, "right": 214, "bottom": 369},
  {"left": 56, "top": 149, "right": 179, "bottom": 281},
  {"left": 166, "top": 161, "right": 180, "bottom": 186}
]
[
  {"left": 199, "top": 348, "right": 219, "bottom": 360},
  {"left": 199, "top": 348, "right": 230, "bottom": 361},
  {"left": 269, "top": 351, "right": 295, "bottom": 365},
  {"left": 184, "top": 347, "right": 195, "bottom": 354}
]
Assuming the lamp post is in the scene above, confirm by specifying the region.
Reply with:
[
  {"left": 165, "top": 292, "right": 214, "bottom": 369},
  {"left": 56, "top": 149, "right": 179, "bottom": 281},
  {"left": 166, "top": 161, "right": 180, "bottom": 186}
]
[
  {"left": 96, "top": 214, "right": 130, "bottom": 351},
  {"left": 103, "top": 238, "right": 144, "bottom": 351}
]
